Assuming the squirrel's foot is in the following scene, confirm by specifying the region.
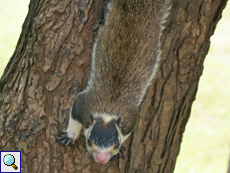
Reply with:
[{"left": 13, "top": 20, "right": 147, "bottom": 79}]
[{"left": 56, "top": 130, "right": 75, "bottom": 146}]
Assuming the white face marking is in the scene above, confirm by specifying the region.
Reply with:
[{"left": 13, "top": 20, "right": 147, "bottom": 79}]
[
  {"left": 115, "top": 124, "right": 131, "bottom": 144},
  {"left": 84, "top": 114, "right": 122, "bottom": 163},
  {"left": 93, "top": 112, "right": 118, "bottom": 123},
  {"left": 86, "top": 113, "right": 131, "bottom": 145}
]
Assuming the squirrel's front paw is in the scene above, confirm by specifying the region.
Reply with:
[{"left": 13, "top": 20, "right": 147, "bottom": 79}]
[
  {"left": 119, "top": 144, "right": 126, "bottom": 159},
  {"left": 110, "top": 144, "right": 126, "bottom": 161},
  {"left": 56, "top": 131, "right": 75, "bottom": 146}
]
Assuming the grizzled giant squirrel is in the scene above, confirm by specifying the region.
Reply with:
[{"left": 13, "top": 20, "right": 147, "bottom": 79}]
[{"left": 57, "top": 0, "right": 171, "bottom": 163}]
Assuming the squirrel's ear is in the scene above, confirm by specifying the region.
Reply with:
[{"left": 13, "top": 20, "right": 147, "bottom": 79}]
[
  {"left": 89, "top": 114, "right": 94, "bottom": 124},
  {"left": 117, "top": 117, "right": 122, "bottom": 128}
]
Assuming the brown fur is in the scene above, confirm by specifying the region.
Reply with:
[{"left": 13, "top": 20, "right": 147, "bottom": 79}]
[{"left": 85, "top": 0, "right": 171, "bottom": 135}]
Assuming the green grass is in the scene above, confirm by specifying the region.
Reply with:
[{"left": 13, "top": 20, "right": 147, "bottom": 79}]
[
  {"left": 0, "top": 1, "right": 230, "bottom": 172},
  {"left": 0, "top": 0, "right": 29, "bottom": 76}
]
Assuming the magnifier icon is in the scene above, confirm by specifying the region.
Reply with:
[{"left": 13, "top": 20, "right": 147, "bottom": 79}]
[{"left": 3, "top": 154, "right": 18, "bottom": 170}]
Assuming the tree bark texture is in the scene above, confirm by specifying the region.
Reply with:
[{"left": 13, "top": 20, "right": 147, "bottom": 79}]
[
  {"left": 0, "top": 0, "right": 227, "bottom": 172},
  {"left": 228, "top": 152, "right": 230, "bottom": 173}
]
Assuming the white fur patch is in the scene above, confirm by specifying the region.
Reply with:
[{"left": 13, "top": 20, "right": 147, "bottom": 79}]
[
  {"left": 93, "top": 112, "right": 118, "bottom": 123},
  {"left": 115, "top": 124, "right": 131, "bottom": 144},
  {"left": 86, "top": 37, "right": 98, "bottom": 91},
  {"left": 65, "top": 112, "right": 82, "bottom": 140}
]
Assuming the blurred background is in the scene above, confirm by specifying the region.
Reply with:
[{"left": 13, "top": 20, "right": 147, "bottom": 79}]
[{"left": 0, "top": 0, "right": 229, "bottom": 172}]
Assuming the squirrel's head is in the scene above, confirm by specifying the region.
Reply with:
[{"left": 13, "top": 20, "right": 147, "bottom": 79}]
[{"left": 84, "top": 113, "right": 127, "bottom": 163}]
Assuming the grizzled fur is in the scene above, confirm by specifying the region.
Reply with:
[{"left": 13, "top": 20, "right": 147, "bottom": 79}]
[{"left": 57, "top": 0, "right": 171, "bottom": 163}]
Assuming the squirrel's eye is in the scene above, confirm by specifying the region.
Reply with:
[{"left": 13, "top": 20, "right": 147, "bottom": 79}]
[
  {"left": 114, "top": 142, "right": 119, "bottom": 149},
  {"left": 87, "top": 139, "right": 92, "bottom": 146}
]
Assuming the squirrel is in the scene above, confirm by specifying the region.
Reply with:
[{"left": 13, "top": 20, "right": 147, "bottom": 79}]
[{"left": 57, "top": 0, "right": 171, "bottom": 163}]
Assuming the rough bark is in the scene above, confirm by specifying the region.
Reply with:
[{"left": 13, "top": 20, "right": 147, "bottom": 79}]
[
  {"left": 228, "top": 152, "right": 230, "bottom": 173},
  {"left": 0, "top": 0, "right": 227, "bottom": 173}
]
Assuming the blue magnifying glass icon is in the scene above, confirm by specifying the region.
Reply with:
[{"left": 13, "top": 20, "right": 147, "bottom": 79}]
[{"left": 3, "top": 154, "right": 18, "bottom": 170}]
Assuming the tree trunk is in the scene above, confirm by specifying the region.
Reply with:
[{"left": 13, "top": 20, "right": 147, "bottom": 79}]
[
  {"left": 0, "top": 0, "right": 227, "bottom": 172},
  {"left": 228, "top": 152, "right": 230, "bottom": 173}
]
